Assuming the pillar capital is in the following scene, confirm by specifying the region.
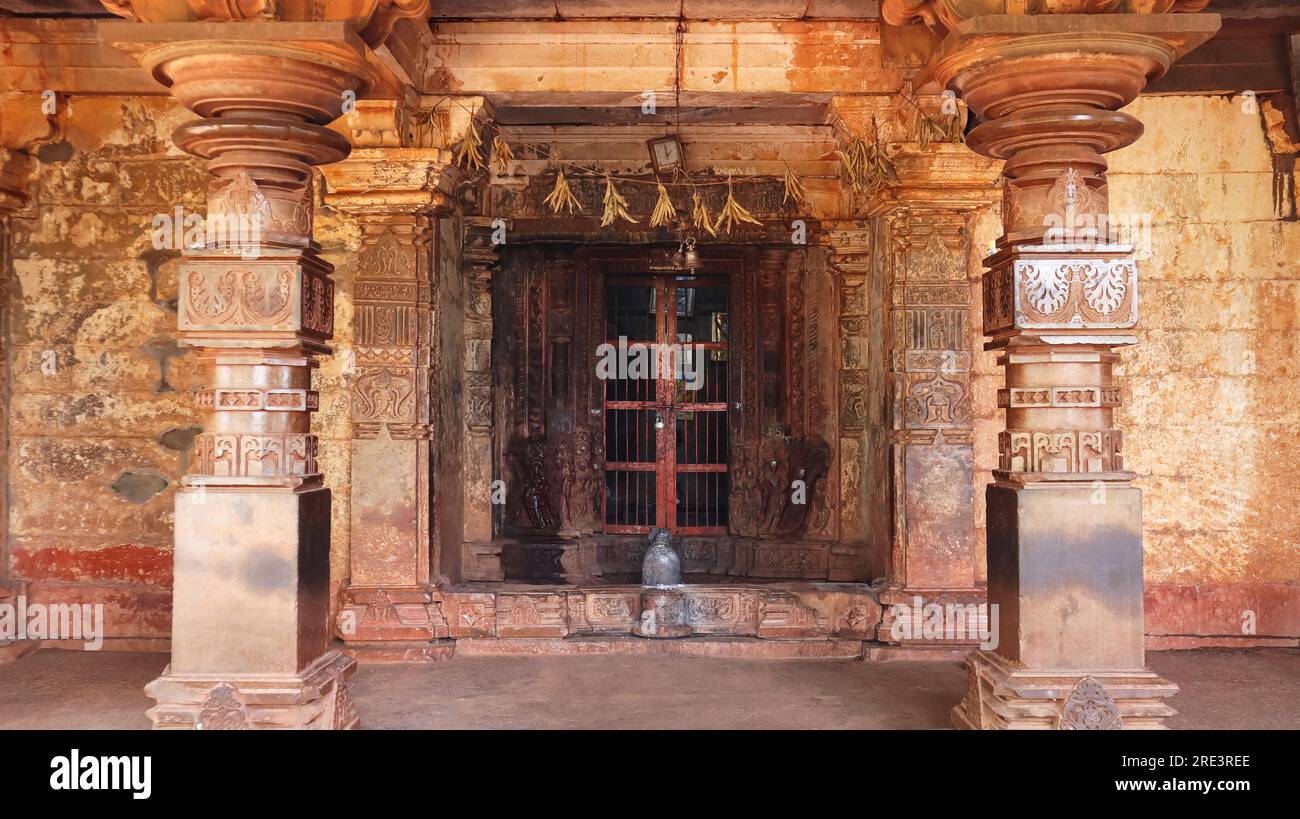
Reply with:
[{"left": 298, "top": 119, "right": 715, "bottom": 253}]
[
  {"left": 99, "top": 0, "right": 428, "bottom": 49},
  {"left": 321, "top": 96, "right": 488, "bottom": 219},
  {"left": 922, "top": 11, "right": 1218, "bottom": 244}
]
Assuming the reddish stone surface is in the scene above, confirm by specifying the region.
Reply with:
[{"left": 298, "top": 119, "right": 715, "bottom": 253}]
[
  {"left": 341, "top": 641, "right": 456, "bottom": 664},
  {"left": 1145, "top": 583, "right": 1300, "bottom": 640},
  {"left": 10, "top": 541, "right": 172, "bottom": 586}
]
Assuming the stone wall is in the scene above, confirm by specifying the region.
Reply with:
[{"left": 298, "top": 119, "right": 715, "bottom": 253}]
[
  {"left": 1109, "top": 95, "right": 1300, "bottom": 643},
  {"left": 2, "top": 93, "right": 1295, "bottom": 646}
]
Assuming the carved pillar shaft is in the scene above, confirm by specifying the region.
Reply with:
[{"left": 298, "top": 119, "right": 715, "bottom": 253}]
[
  {"left": 925, "top": 10, "right": 1220, "bottom": 728},
  {"left": 320, "top": 97, "right": 474, "bottom": 641},
  {"left": 857, "top": 143, "right": 1000, "bottom": 642}
]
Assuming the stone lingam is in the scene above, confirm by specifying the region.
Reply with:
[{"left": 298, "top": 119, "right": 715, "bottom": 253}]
[
  {"left": 632, "top": 528, "right": 692, "bottom": 638},
  {"left": 640, "top": 528, "right": 682, "bottom": 586}
]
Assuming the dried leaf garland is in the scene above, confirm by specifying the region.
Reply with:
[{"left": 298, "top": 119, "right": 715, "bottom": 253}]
[
  {"left": 492, "top": 133, "right": 516, "bottom": 174},
  {"left": 600, "top": 172, "right": 638, "bottom": 227},
  {"left": 650, "top": 182, "right": 677, "bottom": 228},
  {"left": 916, "top": 108, "right": 965, "bottom": 149},
  {"left": 454, "top": 120, "right": 485, "bottom": 171},
  {"left": 714, "top": 175, "right": 762, "bottom": 235},
  {"left": 836, "top": 117, "right": 897, "bottom": 195},
  {"left": 692, "top": 190, "right": 717, "bottom": 237},
  {"left": 543, "top": 168, "right": 582, "bottom": 215},
  {"left": 782, "top": 164, "right": 808, "bottom": 209}
]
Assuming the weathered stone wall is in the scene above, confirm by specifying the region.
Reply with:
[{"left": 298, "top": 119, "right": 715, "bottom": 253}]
[
  {"left": 1109, "top": 95, "right": 1300, "bottom": 642},
  {"left": 3, "top": 95, "right": 360, "bottom": 646}
]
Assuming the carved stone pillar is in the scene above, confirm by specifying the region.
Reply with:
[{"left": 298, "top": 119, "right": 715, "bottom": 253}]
[
  {"left": 101, "top": 4, "right": 428, "bottom": 728},
  {"left": 321, "top": 99, "right": 458, "bottom": 644},
  {"left": 882, "top": 4, "right": 1218, "bottom": 727},
  {"left": 873, "top": 167, "right": 999, "bottom": 643},
  {"left": 825, "top": 224, "right": 877, "bottom": 568}
]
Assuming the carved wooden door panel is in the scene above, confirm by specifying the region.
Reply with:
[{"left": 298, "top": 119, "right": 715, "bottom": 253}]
[{"left": 601, "top": 273, "right": 729, "bottom": 534}]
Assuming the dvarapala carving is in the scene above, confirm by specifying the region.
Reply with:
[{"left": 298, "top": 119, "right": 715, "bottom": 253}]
[{"left": 507, "top": 435, "right": 560, "bottom": 532}]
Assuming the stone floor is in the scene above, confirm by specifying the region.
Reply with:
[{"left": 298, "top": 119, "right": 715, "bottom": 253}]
[{"left": 0, "top": 646, "right": 1296, "bottom": 729}]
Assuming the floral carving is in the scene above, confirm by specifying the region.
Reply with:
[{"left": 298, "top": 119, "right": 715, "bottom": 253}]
[
  {"left": 242, "top": 268, "right": 291, "bottom": 318},
  {"left": 1061, "top": 676, "right": 1124, "bottom": 730},
  {"left": 352, "top": 367, "right": 415, "bottom": 423},
  {"left": 187, "top": 269, "right": 237, "bottom": 320},
  {"left": 905, "top": 371, "right": 972, "bottom": 427},
  {"left": 1012, "top": 257, "right": 1138, "bottom": 328},
  {"left": 210, "top": 170, "right": 272, "bottom": 227},
  {"left": 1023, "top": 263, "right": 1071, "bottom": 315},
  {"left": 197, "top": 684, "right": 250, "bottom": 730},
  {"left": 1083, "top": 261, "right": 1129, "bottom": 316}
]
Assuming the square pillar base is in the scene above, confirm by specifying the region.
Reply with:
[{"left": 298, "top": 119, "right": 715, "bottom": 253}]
[
  {"left": 952, "top": 650, "right": 1177, "bottom": 730},
  {"left": 151, "top": 484, "right": 354, "bottom": 728},
  {"left": 146, "top": 650, "right": 358, "bottom": 729}
]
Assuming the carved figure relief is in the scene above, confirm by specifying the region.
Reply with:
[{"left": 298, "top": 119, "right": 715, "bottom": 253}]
[
  {"left": 775, "top": 435, "right": 831, "bottom": 537},
  {"left": 508, "top": 436, "right": 559, "bottom": 531}
]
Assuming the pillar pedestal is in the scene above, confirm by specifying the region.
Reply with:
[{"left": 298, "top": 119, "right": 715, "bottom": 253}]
[
  {"left": 953, "top": 650, "right": 1178, "bottom": 730},
  {"left": 149, "top": 484, "right": 356, "bottom": 729}
]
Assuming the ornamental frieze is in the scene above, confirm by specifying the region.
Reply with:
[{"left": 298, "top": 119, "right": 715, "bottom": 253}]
[
  {"left": 180, "top": 264, "right": 334, "bottom": 339},
  {"left": 998, "top": 386, "right": 1121, "bottom": 409},
  {"left": 984, "top": 254, "right": 1139, "bottom": 334},
  {"left": 998, "top": 429, "right": 1124, "bottom": 474},
  {"left": 193, "top": 431, "right": 319, "bottom": 479},
  {"left": 197, "top": 388, "right": 319, "bottom": 412}
]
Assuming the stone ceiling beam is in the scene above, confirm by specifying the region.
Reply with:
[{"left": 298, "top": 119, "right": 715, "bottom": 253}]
[
  {"left": 418, "top": 20, "right": 908, "bottom": 96},
  {"left": 425, "top": 0, "right": 882, "bottom": 20}
]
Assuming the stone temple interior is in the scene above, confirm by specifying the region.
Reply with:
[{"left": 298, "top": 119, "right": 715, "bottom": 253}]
[{"left": 0, "top": 0, "right": 1296, "bottom": 731}]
